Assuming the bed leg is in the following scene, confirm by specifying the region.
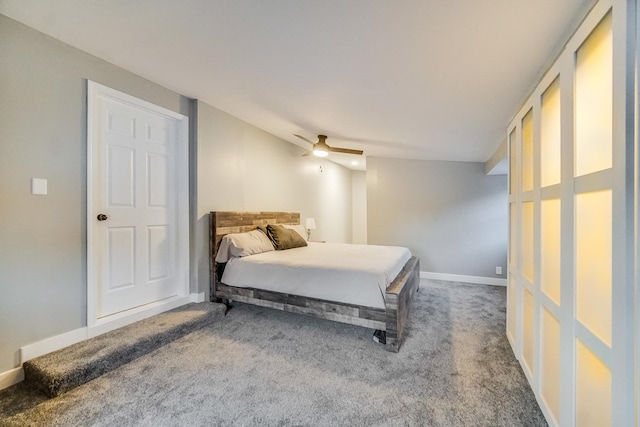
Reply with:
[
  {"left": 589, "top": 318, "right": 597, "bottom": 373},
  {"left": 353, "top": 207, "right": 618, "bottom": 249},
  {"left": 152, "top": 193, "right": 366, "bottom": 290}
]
[
  {"left": 373, "top": 330, "right": 386, "bottom": 345},
  {"left": 222, "top": 299, "right": 233, "bottom": 315}
]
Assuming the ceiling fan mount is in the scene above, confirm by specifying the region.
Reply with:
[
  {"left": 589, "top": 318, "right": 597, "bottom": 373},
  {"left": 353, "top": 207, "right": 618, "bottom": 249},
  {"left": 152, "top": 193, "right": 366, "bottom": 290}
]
[{"left": 294, "top": 134, "right": 364, "bottom": 157}]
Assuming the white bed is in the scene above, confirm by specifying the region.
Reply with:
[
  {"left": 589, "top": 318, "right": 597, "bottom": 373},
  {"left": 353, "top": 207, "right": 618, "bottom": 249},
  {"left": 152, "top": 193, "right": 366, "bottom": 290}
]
[
  {"left": 209, "top": 211, "right": 420, "bottom": 352},
  {"left": 220, "top": 242, "right": 411, "bottom": 309}
]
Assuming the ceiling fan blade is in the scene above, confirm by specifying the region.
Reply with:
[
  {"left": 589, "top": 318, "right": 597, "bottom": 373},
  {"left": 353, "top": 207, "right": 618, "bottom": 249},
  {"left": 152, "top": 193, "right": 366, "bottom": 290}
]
[
  {"left": 302, "top": 151, "right": 312, "bottom": 157},
  {"left": 294, "top": 134, "right": 315, "bottom": 144},
  {"left": 328, "top": 146, "right": 364, "bottom": 155}
]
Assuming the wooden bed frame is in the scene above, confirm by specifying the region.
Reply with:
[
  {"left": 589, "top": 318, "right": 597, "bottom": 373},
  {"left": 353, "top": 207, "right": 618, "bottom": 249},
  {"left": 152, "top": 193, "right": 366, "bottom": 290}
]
[{"left": 209, "top": 211, "right": 420, "bottom": 352}]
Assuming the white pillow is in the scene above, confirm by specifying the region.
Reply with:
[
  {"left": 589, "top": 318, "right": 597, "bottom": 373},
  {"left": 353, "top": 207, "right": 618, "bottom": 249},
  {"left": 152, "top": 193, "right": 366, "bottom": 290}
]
[
  {"left": 215, "top": 229, "right": 275, "bottom": 263},
  {"left": 282, "top": 224, "right": 308, "bottom": 241}
]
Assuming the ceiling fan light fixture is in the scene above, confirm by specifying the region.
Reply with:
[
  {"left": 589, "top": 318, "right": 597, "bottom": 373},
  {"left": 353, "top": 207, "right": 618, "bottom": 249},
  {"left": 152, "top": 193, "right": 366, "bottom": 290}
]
[
  {"left": 295, "top": 134, "right": 362, "bottom": 157},
  {"left": 313, "top": 147, "right": 329, "bottom": 157}
]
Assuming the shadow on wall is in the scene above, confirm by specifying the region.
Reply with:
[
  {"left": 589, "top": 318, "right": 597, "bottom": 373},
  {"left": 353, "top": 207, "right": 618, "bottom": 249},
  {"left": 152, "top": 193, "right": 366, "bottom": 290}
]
[{"left": 195, "top": 213, "right": 212, "bottom": 300}]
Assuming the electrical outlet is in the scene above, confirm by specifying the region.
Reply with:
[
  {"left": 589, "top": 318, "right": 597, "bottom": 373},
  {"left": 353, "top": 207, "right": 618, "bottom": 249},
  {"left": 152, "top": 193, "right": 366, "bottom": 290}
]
[{"left": 496, "top": 266, "right": 502, "bottom": 275}]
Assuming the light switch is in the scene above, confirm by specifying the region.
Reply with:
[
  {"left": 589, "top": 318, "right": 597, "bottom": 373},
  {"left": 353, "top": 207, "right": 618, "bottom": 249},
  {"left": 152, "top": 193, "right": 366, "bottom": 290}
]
[{"left": 32, "top": 178, "right": 47, "bottom": 195}]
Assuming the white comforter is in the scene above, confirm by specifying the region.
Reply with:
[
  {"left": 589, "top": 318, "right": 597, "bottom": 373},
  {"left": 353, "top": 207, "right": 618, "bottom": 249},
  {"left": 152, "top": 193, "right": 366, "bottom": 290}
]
[{"left": 220, "top": 242, "right": 411, "bottom": 309}]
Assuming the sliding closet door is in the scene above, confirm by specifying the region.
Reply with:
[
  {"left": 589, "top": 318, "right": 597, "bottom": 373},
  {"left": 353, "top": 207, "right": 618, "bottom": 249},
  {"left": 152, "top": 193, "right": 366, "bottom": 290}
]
[{"left": 506, "top": 1, "right": 635, "bottom": 425}]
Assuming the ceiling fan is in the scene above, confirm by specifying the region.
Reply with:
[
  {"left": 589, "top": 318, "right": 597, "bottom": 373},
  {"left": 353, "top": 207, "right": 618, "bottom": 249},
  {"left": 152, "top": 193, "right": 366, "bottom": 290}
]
[{"left": 294, "top": 134, "right": 364, "bottom": 157}]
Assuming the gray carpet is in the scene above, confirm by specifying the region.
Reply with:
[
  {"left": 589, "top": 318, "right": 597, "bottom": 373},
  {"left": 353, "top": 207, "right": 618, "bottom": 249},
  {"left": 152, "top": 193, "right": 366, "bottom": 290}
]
[
  {"left": 0, "top": 280, "right": 546, "bottom": 427},
  {"left": 22, "top": 302, "right": 227, "bottom": 397}
]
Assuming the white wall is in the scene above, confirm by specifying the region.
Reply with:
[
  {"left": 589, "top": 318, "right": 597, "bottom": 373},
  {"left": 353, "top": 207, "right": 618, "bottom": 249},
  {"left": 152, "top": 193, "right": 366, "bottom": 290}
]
[
  {"left": 367, "top": 157, "right": 507, "bottom": 279},
  {"left": 194, "top": 100, "right": 353, "bottom": 297},
  {"left": 351, "top": 171, "right": 367, "bottom": 244}
]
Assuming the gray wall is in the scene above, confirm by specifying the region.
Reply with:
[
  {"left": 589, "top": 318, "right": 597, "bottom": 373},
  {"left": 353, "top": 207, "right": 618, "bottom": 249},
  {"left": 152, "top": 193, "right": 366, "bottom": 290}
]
[
  {"left": 194, "top": 100, "right": 353, "bottom": 297},
  {"left": 0, "top": 15, "right": 191, "bottom": 373},
  {"left": 0, "top": 15, "right": 354, "bottom": 374},
  {"left": 367, "top": 157, "right": 507, "bottom": 278}
]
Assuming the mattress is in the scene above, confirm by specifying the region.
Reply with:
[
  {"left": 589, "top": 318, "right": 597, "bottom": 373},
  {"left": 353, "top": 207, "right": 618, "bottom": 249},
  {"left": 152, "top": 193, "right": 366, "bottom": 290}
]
[{"left": 220, "top": 242, "right": 412, "bottom": 309}]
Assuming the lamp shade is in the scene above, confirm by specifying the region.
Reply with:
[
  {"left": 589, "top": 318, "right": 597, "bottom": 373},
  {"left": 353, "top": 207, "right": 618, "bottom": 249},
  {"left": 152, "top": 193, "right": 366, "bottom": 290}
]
[{"left": 305, "top": 218, "right": 316, "bottom": 230}]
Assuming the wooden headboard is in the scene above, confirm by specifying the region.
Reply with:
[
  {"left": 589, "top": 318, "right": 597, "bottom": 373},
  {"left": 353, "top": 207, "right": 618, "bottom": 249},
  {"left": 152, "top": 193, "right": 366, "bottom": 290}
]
[{"left": 209, "top": 211, "right": 300, "bottom": 299}]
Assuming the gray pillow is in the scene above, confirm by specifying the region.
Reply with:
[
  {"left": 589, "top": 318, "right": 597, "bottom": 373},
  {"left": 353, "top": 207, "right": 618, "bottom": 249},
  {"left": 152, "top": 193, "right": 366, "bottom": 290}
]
[{"left": 214, "top": 229, "right": 275, "bottom": 263}]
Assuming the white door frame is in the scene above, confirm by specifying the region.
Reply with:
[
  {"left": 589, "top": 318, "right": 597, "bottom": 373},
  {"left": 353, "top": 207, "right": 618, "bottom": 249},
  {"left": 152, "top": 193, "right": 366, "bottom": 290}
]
[{"left": 87, "top": 80, "right": 191, "bottom": 337}]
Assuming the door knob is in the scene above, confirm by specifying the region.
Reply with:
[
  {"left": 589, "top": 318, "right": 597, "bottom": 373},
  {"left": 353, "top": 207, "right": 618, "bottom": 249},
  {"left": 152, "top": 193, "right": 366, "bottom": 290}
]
[{"left": 97, "top": 214, "right": 108, "bottom": 221}]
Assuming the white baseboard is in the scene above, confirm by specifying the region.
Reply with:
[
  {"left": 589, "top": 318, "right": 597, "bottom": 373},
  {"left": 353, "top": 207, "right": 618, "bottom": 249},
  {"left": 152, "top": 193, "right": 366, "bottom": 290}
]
[
  {"left": 190, "top": 292, "right": 205, "bottom": 303},
  {"left": 20, "top": 327, "right": 88, "bottom": 364},
  {"left": 420, "top": 271, "right": 507, "bottom": 287},
  {"left": 0, "top": 366, "right": 25, "bottom": 390}
]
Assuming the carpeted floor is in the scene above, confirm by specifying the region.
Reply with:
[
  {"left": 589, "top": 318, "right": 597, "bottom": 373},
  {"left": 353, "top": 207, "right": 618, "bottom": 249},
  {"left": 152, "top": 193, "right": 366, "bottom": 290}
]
[
  {"left": 22, "top": 302, "right": 226, "bottom": 398},
  {"left": 0, "top": 280, "right": 547, "bottom": 427}
]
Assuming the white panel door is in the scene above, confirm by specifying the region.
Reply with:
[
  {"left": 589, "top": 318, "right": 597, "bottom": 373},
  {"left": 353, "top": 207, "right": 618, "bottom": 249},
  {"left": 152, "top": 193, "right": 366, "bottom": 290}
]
[{"left": 90, "top": 85, "right": 187, "bottom": 319}]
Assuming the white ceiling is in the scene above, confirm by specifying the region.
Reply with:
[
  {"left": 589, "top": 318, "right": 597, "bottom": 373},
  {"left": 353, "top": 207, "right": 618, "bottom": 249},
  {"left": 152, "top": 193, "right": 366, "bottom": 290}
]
[{"left": 1, "top": 0, "right": 594, "bottom": 171}]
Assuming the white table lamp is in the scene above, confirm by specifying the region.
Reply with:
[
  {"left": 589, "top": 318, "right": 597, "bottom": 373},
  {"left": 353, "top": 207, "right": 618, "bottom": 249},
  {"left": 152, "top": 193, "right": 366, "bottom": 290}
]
[{"left": 305, "top": 218, "right": 316, "bottom": 240}]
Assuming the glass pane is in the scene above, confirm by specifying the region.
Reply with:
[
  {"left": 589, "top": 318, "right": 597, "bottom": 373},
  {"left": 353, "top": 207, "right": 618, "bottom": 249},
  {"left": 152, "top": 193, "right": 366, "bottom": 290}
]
[
  {"left": 509, "top": 203, "right": 517, "bottom": 264},
  {"left": 541, "top": 309, "right": 561, "bottom": 422},
  {"left": 575, "top": 12, "right": 612, "bottom": 177},
  {"left": 522, "top": 202, "right": 534, "bottom": 282},
  {"left": 576, "top": 190, "right": 612, "bottom": 345},
  {"left": 522, "top": 109, "right": 534, "bottom": 192},
  {"left": 576, "top": 340, "right": 611, "bottom": 427},
  {"left": 541, "top": 199, "right": 561, "bottom": 305},
  {"left": 541, "top": 77, "right": 561, "bottom": 187},
  {"left": 523, "top": 289, "right": 535, "bottom": 371},
  {"left": 508, "top": 274, "right": 517, "bottom": 340}
]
